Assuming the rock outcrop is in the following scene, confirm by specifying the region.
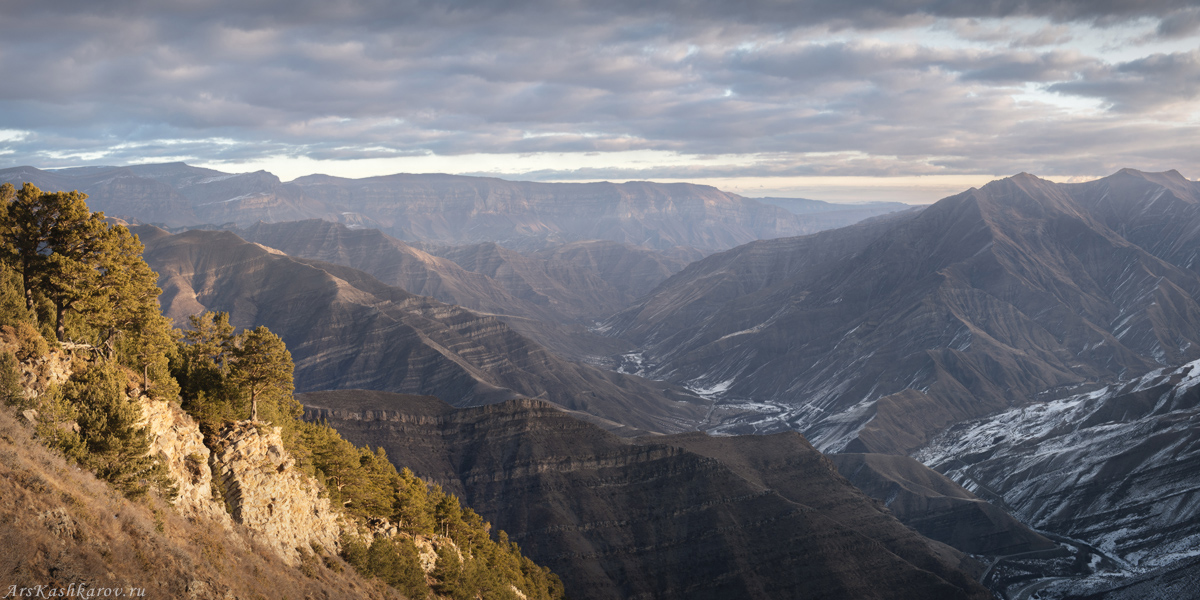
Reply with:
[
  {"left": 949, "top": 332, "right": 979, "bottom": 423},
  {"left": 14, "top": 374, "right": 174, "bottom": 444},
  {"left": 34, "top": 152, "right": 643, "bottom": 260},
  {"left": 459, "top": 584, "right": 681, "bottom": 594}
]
[
  {"left": 2, "top": 336, "right": 352, "bottom": 567},
  {"left": 139, "top": 398, "right": 231, "bottom": 526},
  {"left": 0, "top": 397, "right": 402, "bottom": 599},
  {"left": 209, "top": 421, "right": 346, "bottom": 565}
]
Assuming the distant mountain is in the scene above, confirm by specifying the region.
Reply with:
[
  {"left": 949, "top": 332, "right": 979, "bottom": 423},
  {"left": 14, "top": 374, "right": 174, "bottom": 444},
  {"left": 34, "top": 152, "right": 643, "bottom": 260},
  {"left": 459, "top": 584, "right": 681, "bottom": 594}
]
[
  {"left": 231, "top": 220, "right": 689, "bottom": 362},
  {"left": 136, "top": 226, "right": 708, "bottom": 433},
  {"left": 757, "top": 196, "right": 914, "bottom": 226},
  {"left": 233, "top": 220, "right": 552, "bottom": 320},
  {"left": 917, "top": 357, "right": 1200, "bottom": 598},
  {"left": 0, "top": 163, "right": 861, "bottom": 252},
  {"left": 603, "top": 170, "right": 1200, "bottom": 454},
  {"left": 302, "top": 390, "right": 991, "bottom": 600}
]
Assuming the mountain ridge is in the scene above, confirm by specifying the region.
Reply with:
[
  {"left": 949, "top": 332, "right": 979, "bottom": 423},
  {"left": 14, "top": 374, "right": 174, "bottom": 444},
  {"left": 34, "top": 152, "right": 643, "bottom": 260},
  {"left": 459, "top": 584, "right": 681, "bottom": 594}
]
[
  {"left": 603, "top": 169, "right": 1200, "bottom": 454},
  {"left": 0, "top": 162, "right": 908, "bottom": 253}
]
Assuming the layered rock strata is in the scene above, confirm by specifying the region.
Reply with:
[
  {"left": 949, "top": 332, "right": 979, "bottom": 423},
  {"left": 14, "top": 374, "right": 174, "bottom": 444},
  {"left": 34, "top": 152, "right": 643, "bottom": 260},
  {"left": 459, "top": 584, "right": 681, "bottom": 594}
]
[
  {"left": 140, "top": 398, "right": 231, "bottom": 526},
  {"left": 303, "top": 389, "right": 992, "bottom": 600},
  {"left": 209, "top": 421, "right": 345, "bottom": 565}
]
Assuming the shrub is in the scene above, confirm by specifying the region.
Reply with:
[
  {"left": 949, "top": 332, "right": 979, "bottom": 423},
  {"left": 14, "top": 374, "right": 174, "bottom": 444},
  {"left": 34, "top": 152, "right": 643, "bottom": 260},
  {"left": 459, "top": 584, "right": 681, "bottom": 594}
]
[{"left": 4, "top": 322, "right": 47, "bottom": 361}]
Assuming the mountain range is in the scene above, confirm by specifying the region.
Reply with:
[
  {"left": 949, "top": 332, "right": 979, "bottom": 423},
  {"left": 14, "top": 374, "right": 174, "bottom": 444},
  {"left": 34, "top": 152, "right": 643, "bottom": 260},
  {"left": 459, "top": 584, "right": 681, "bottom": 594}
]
[
  {"left": 135, "top": 225, "right": 710, "bottom": 433},
  {"left": 603, "top": 170, "right": 1200, "bottom": 457},
  {"left": 6, "top": 162, "right": 1200, "bottom": 598},
  {"left": 0, "top": 163, "right": 906, "bottom": 253}
]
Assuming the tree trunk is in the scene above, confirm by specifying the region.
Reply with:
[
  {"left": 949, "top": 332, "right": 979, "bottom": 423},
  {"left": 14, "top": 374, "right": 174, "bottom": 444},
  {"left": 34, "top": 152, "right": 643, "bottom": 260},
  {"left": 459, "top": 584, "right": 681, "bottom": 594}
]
[
  {"left": 22, "top": 270, "right": 35, "bottom": 320},
  {"left": 250, "top": 389, "right": 258, "bottom": 422},
  {"left": 55, "top": 299, "right": 66, "bottom": 342}
]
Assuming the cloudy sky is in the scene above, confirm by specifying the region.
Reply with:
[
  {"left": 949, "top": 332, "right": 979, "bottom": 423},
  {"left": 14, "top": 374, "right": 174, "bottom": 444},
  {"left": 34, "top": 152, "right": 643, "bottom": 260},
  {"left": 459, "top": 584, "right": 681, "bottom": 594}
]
[{"left": 1, "top": 1, "right": 1198, "bottom": 202}]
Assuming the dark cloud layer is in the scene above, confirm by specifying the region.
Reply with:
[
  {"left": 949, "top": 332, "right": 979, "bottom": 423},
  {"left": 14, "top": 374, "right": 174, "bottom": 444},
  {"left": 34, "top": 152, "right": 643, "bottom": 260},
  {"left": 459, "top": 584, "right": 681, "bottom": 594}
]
[{"left": 0, "top": 0, "right": 1197, "bottom": 179}]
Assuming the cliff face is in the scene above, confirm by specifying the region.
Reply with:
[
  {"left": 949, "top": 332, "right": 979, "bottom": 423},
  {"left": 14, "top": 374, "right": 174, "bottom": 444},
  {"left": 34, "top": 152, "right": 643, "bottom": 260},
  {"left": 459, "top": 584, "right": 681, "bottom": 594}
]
[
  {"left": 5, "top": 342, "right": 347, "bottom": 568},
  {"left": 209, "top": 422, "right": 346, "bottom": 566},
  {"left": 140, "top": 399, "right": 230, "bottom": 526},
  {"left": 302, "top": 389, "right": 991, "bottom": 600},
  {"left": 0, "top": 372, "right": 401, "bottom": 599}
]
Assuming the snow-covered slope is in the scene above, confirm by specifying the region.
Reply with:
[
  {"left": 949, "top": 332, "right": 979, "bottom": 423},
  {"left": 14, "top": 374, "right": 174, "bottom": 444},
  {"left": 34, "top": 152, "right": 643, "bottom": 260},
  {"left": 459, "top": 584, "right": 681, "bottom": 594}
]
[{"left": 917, "top": 359, "right": 1200, "bottom": 589}]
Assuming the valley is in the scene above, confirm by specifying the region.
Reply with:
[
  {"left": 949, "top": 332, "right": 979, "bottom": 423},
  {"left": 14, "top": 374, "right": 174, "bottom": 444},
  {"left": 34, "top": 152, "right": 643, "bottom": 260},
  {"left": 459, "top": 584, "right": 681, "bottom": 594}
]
[{"left": 4, "top": 163, "right": 1199, "bottom": 599}]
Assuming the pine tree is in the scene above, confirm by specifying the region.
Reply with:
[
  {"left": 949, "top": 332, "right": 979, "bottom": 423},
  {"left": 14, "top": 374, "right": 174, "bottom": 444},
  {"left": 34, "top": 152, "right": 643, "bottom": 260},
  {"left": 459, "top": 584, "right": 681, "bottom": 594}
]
[
  {"left": 64, "top": 362, "right": 175, "bottom": 499},
  {"left": 1, "top": 183, "right": 60, "bottom": 316},
  {"left": 394, "top": 468, "right": 436, "bottom": 535},
  {"left": 434, "top": 490, "right": 464, "bottom": 538},
  {"left": 431, "top": 544, "right": 469, "bottom": 600},
  {"left": 367, "top": 536, "right": 429, "bottom": 599},
  {"left": 228, "top": 326, "right": 294, "bottom": 423}
]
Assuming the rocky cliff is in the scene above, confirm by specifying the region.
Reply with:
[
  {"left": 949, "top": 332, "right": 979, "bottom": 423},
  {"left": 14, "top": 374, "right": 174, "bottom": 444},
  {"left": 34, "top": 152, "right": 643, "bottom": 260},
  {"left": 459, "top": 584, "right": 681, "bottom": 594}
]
[
  {"left": 0, "top": 164, "right": 806, "bottom": 252},
  {"left": 0, "top": 397, "right": 403, "bottom": 599},
  {"left": 231, "top": 220, "right": 659, "bottom": 362},
  {"left": 140, "top": 398, "right": 231, "bottom": 526},
  {"left": 0, "top": 162, "right": 906, "bottom": 253},
  {"left": 209, "top": 422, "right": 346, "bottom": 566}
]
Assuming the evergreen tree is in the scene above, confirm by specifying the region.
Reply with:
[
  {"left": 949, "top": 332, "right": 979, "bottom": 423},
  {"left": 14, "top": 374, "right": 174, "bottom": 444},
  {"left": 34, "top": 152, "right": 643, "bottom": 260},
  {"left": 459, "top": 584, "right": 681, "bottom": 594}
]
[
  {"left": 228, "top": 325, "right": 294, "bottom": 423},
  {"left": 434, "top": 489, "right": 464, "bottom": 538},
  {"left": 1, "top": 183, "right": 60, "bottom": 316},
  {"left": 431, "top": 544, "right": 469, "bottom": 600},
  {"left": 395, "top": 467, "right": 436, "bottom": 535},
  {"left": 63, "top": 362, "right": 175, "bottom": 498},
  {"left": 173, "top": 311, "right": 240, "bottom": 434},
  {"left": 367, "top": 536, "right": 429, "bottom": 599}
]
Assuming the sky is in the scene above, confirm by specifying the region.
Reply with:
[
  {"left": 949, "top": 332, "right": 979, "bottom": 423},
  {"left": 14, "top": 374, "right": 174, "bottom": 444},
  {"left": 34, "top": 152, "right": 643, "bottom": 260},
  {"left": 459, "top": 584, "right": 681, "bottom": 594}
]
[{"left": 1, "top": 1, "right": 1199, "bottom": 203}]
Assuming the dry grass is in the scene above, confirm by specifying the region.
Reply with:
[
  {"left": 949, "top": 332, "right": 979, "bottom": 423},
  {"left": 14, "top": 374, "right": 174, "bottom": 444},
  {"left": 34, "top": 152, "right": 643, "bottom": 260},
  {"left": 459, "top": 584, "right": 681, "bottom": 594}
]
[{"left": 0, "top": 403, "right": 405, "bottom": 600}]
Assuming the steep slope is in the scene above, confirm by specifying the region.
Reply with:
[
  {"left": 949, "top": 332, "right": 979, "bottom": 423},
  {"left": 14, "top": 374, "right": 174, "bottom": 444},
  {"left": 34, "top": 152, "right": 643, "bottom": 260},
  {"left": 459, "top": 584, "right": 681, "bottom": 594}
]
[
  {"left": 828, "top": 453, "right": 1056, "bottom": 556},
  {"left": 0, "top": 397, "right": 401, "bottom": 600},
  {"left": 529, "top": 239, "right": 697, "bottom": 300},
  {"left": 605, "top": 171, "right": 1200, "bottom": 454},
  {"left": 917, "top": 358, "right": 1200, "bottom": 585},
  {"left": 136, "top": 227, "right": 708, "bottom": 433},
  {"left": 1065, "top": 169, "right": 1200, "bottom": 276},
  {"left": 424, "top": 241, "right": 629, "bottom": 319},
  {"left": 301, "top": 390, "right": 991, "bottom": 600},
  {"left": 233, "top": 219, "right": 549, "bottom": 321},
  {"left": 231, "top": 220, "right": 643, "bottom": 362}
]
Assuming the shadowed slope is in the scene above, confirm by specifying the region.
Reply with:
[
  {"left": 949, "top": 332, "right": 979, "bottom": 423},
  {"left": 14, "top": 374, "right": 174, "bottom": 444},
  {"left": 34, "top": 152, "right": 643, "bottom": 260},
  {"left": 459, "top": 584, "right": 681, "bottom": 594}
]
[
  {"left": 302, "top": 390, "right": 991, "bottom": 600},
  {"left": 137, "top": 226, "right": 709, "bottom": 433}
]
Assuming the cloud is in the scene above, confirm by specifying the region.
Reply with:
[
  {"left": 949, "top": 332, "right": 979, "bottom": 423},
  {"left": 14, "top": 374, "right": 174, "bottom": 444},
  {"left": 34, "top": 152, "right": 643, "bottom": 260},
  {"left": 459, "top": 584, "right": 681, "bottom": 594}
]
[
  {"left": 0, "top": 0, "right": 1198, "bottom": 180},
  {"left": 1049, "top": 50, "right": 1200, "bottom": 111}
]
